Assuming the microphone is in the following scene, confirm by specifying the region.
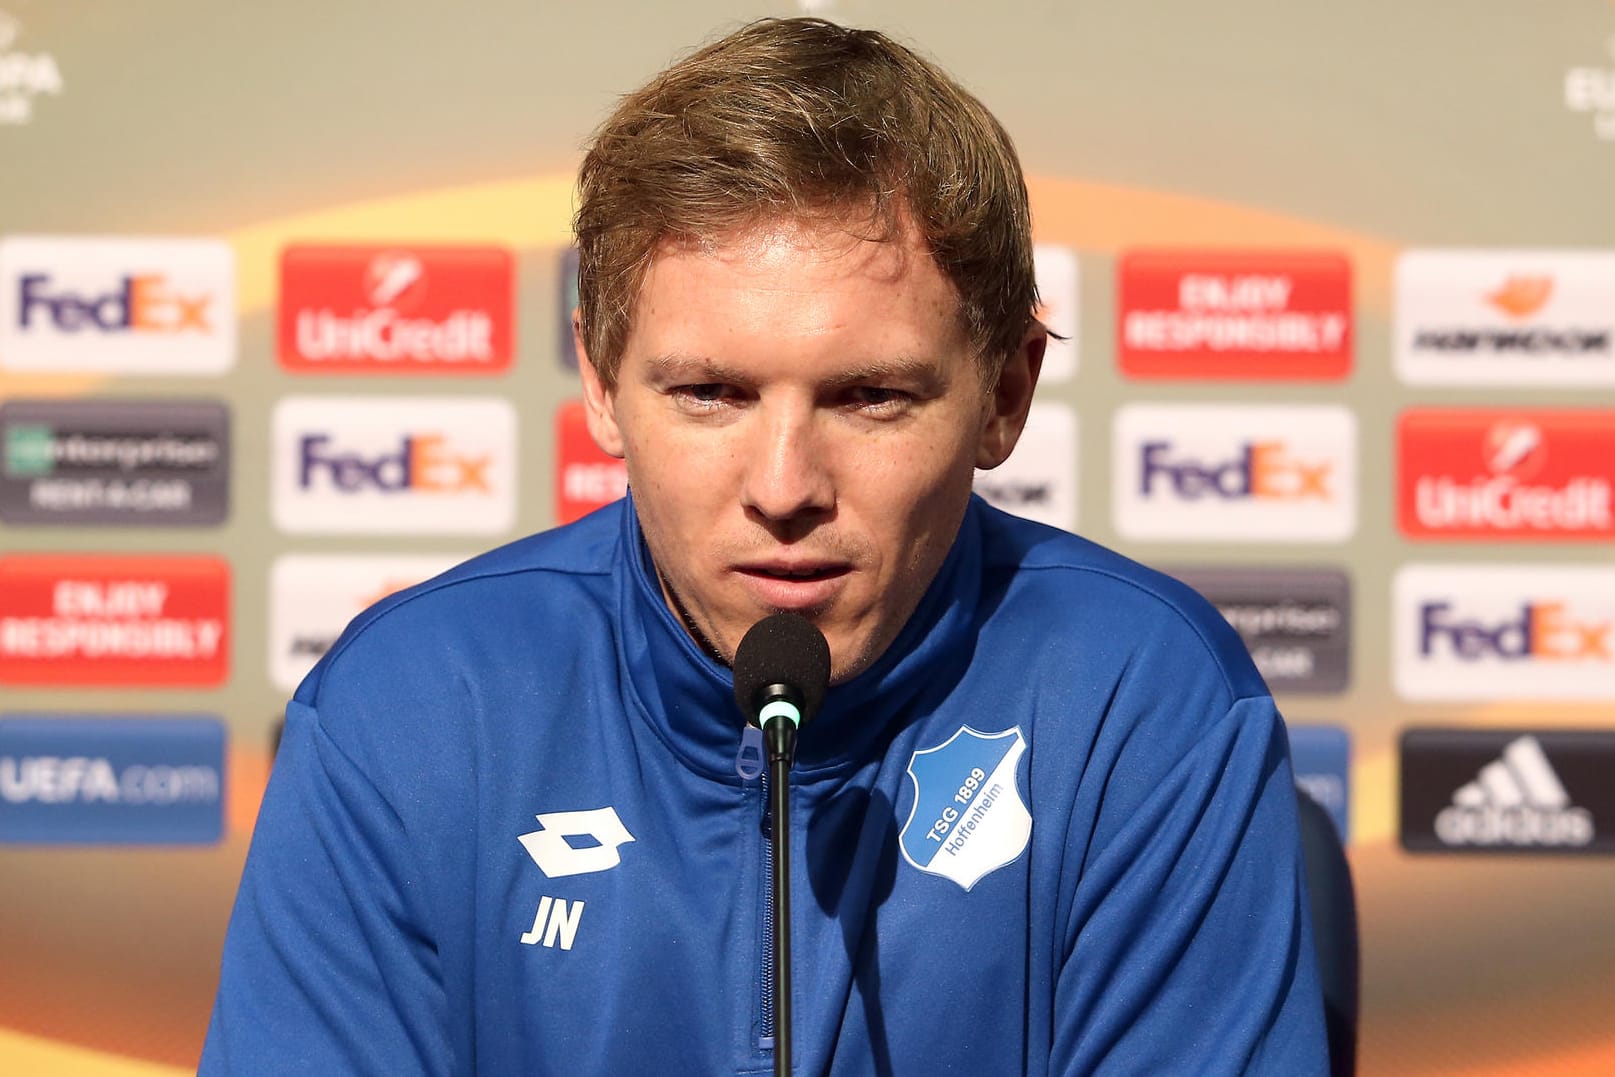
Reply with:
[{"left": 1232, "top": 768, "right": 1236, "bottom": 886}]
[
  {"left": 732, "top": 613, "right": 830, "bottom": 1077},
  {"left": 733, "top": 612, "right": 831, "bottom": 761}
]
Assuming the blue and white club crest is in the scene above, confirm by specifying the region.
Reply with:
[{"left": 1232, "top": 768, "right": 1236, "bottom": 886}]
[{"left": 900, "top": 725, "right": 1031, "bottom": 891}]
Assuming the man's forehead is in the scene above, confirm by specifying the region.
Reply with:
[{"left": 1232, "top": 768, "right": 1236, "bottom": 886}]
[{"left": 652, "top": 209, "right": 931, "bottom": 278}]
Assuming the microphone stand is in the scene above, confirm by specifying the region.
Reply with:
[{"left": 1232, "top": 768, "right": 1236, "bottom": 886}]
[{"left": 762, "top": 705, "right": 798, "bottom": 1077}]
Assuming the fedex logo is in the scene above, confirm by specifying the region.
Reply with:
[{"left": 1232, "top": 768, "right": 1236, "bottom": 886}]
[
  {"left": 298, "top": 434, "right": 490, "bottom": 493},
  {"left": 1139, "top": 440, "right": 1332, "bottom": 501},
  {"left": 1395, "top": 565, "right": 1615, "bottom": 701},
  {"left": 1420, "top": 602, "right": 1610, "bottom": 661},
  {"left": 0, "top": 237, "right": 235, "bottom": 374},
  {"left": 273, "top": 397, "right": 515, "bottom": 535},
  {"left": 17, "top": 272, "right": 212, "bottom": 333},
  {"left": 1115, "top": 405, "right": 1355, "bottom": 543}
]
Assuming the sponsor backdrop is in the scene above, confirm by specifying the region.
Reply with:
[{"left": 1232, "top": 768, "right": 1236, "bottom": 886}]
[{"left": 2, "top": 1, "right": 1613, "bottom": 1073}]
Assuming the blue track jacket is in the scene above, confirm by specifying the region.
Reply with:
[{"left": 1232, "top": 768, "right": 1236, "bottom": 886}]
[{"left": 202, "top": 496, "right": 1328, "bottom": 1075}]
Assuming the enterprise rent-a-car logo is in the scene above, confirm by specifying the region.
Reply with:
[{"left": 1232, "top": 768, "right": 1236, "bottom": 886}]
[
  {"left": 0, "top": 715, "right": 224, "bottom": 845},
  {"left": 0, "top": 398, "right": 230, "bottom": 526}
]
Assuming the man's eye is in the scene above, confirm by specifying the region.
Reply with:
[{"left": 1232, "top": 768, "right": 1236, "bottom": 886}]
[
  {"left": 848, "top": 386, "right": 912, "bottom": 412},
  {"left": 673, "top": 384, "right": 735, "bottom": 406}
]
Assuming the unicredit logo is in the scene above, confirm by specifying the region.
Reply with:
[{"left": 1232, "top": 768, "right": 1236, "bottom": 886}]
[
  {"left": 279, "top": 245, "right": 514, "bottom": 374},
  {"left": 1139, "top": 440, "right": 1332, "bottom": 501},
  {"left": 1398, "top": 409, "right": 1615, "bottom": 541}
]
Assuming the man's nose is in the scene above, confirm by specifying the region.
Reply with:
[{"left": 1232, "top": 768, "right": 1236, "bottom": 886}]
[{"left": 740, "top": 405, "right": 835, "bottom": 524}]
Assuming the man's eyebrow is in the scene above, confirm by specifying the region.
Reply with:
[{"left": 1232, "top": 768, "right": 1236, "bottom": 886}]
[
  {"left": 641, "top": 353, "right": 948, "bottom": 389},
  {"left": 827, "top": 356, "right": 947, "bottom": 387},
  {"left": 643, "top": 353, "right": 751, "bottom": 384}
]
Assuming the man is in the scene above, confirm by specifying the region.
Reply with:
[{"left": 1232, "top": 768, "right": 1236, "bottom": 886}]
[{"left": 203, "top": 18, "right": 1327, "bottom": 1075}]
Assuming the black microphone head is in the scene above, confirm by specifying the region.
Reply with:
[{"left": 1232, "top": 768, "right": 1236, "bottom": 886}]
[{"left": 732, "top": 613, "right": 831, "bottom": 728}]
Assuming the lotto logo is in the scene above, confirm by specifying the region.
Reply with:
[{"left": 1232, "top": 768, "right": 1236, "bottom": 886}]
[
  {"left": 1117, "top": 250, "right": 1351, "bottom": 380},
  {"left": 554, "top": 399, "right": 627, "bottom": 525},
  {"left": 1395, "top": 250, "right": 1615, "bottom": 386},
  {"left": 1394, "top": 565, "right": 1615, "bottom": 701},
  {"left": 0, "top": 236, "right": 236, "bottom": 374},
  {"left": 278, "top": 245, "right": 514, "bottom": 374},
  {"left": 1397, "top": 409, "right": 1615, "bottom": 541},
  {"left": 272, "top": 397, "right": 516, "bottom": 534},
  {"left": 1113, "top": 405, "right": 1356, "bottom": 542}
]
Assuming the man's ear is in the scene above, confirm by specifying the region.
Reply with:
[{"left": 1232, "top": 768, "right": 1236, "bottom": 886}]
[
  {"left": 975, "top": 322, "right": 1046, "bottom": 470},
  {"left": 574, "top": 311, "right": 625, "bottom": 459}
]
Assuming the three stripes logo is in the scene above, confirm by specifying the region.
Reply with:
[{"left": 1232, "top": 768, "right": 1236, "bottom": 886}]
[{"left": 1401, "top": 729, "right": 1612, "bottom": 854}]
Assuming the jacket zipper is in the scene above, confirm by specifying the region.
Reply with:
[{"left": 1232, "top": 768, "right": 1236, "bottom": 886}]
[
  {"left": 735, "top": 725, "right": 775, "bottom": 1052},
  {"left": 760, "top": 768, "right": 776, "bottom": 1051}
]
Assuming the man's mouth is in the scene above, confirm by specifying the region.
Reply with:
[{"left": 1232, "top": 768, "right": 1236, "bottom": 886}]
[{"left": 743, "top": 564, "right": 850, "bottom": 581}]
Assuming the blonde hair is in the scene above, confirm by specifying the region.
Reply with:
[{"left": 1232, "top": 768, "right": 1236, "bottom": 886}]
[{"left": 574, "top": 17, "right": 1038, "bottom": 387}]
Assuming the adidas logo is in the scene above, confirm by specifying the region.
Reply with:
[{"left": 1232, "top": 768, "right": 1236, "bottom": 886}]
[{"left": 1434, "top": 735, "right": 1594, "bottom": 848}]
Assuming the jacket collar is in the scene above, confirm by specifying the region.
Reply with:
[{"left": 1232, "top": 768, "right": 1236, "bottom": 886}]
[{"left": 615, "top": 493, "right": 984, "bottom": 783}]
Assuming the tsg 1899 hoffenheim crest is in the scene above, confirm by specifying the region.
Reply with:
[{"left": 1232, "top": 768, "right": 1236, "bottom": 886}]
[{"left": 899, "top": 725, "right": 1031, "bottom": 891}]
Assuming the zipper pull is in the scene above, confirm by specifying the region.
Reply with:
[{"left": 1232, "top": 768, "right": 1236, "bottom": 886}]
[{"left": 735, "top": 724, "right": 764, "bottom": 781}]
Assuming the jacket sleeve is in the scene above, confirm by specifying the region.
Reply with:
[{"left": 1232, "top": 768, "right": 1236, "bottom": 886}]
[
  {"left": 199, "top": 699, "right": 454, "bottom": 1076},
  {"left": 1052, "top": 694, "right": 1331, "bottom": 1075}
]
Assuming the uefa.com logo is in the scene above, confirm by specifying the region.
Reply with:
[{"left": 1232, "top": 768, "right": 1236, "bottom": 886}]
[
  {"left": 1397, "top": 409, "right": 1615, "bottom": 541},
  {"left": 1401, "top": 729, "right": 1615, "bottom": 855},
  {"left": 1394, "top": 564, "right": 1615, "bottom": 702},
  {"left": 1112, "top": 404, "right": 1357, "bottom": 543},
  {"left": 1395, "top": 250, "right": 1615, "bottom": 386},
  {"left": 278, "top": 244, "right": 514, "bottom": 374},
  {"left": 0, "top": 714, "right": 225, "bottom": 845},
  {"left": 0, "top": 236, "right": 236, "bottom": 375}
]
